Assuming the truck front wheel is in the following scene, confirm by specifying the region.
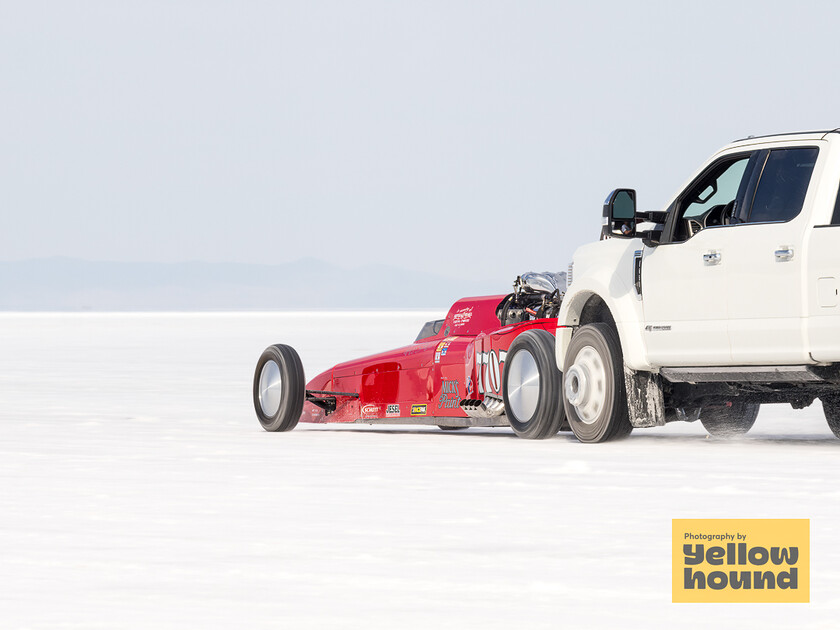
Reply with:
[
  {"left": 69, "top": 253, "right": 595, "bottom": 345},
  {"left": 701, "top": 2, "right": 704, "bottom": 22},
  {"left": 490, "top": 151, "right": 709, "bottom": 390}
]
[{"left": 562, "top": 323, "right": 632, "bottom": 443}]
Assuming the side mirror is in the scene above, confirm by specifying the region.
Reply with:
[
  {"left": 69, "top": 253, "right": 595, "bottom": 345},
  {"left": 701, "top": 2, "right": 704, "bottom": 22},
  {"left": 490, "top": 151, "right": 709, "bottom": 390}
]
[{"left": 602, "top": 189, "right": 637, "bottom": 239}]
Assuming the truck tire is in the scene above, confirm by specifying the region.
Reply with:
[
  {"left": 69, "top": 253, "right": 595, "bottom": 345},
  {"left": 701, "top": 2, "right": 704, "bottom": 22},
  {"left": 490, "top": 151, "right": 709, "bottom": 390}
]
[
  {"left": 699, "top": 403, "right": 759, "bottom": 438},
  {"left": 253, "top": 344, "right": 305, "bottom": 432},
  {"left": 821, "top": 397, "right": 840, "bottom": 439},
  {"left": 502, "top": 329, "right": 565, "bottom": 439},
  {"left": 562, "top": 323, "right": 632, "bottom": 443}
]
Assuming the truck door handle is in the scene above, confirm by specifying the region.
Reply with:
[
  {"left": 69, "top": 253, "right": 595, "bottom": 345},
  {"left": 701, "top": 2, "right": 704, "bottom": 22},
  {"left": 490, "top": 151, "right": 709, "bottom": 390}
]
[
  {"left": 703, "top": 251, "right": 721, "bottom": 265},
  {"left": 775, "top": 247, "right": 794, "bottom": 262}
]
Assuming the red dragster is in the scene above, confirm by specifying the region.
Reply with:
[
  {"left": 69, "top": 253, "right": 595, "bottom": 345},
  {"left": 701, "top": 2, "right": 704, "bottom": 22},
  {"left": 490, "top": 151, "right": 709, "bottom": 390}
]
[{"left": 252, "top": 273, "right": 570, "bottom": 439}]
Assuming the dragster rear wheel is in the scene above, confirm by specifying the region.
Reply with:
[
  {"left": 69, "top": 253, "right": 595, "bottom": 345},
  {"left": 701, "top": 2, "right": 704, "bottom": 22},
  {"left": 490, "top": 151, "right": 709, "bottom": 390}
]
[
  {"left": 253, "top": 344, "right": 305, "bottom": 432},
  {"left": 502, "top": 329, "right": 565, "bottom": 439}
]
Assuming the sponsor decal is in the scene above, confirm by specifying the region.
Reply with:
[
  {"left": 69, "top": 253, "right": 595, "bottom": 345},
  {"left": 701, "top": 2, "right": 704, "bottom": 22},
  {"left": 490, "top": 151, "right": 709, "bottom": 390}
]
[
  {"left": 672, "top": 519, "right": 809, "bottom": 603},
  {"left": 434, "top": 339, "right": 454, "bottom": 364},
  {"left": 452, "top": 307, "right": 473, "bottom": 326},
  {"left": 476, "top": 349, "right": 507, "bottom": 395},
  {"left": 466, "top": 377, "right": 473, "bottom": 396},
  {"left": 360, "top": 404, "right": 381, "bottom": 419},
  {"left": 438, "top": 377, "right": 461, "bottom": 409},
  {"left": 410, "top": 404, "right": 427, "bottom": 416},
  {"left": 386, "top": 404, "right": 400, "bottom": 417}
]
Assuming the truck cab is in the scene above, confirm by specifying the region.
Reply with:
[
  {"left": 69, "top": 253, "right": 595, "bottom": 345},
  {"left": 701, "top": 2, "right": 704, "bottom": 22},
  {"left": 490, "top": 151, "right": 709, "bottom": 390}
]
[{"left": 556, "top": 130, "right": 840, "bottom": 442}]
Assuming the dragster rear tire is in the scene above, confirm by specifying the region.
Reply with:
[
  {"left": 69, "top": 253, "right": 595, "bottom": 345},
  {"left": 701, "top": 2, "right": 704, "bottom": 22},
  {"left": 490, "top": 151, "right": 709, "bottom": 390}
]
[
  {"left": 253, "top": 344, "right": 305, "bottom": 432},
  {"left": 502, "top": 329, "right": 565, "bottom": 439}
]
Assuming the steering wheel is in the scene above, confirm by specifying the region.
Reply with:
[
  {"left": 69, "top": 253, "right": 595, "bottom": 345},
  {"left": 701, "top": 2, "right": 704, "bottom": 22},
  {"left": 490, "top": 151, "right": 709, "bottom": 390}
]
[{"left": 721, "top": 200, "right": 737, "bottom": 225}]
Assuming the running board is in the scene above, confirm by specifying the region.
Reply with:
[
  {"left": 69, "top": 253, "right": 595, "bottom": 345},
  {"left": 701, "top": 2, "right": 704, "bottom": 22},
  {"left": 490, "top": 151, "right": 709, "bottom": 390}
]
[
  {"left": 659, "top": 365, "right": 824, "bottom": 384},
  {"left": 353, "top": 416, "right": 510, "bottom": 428}
]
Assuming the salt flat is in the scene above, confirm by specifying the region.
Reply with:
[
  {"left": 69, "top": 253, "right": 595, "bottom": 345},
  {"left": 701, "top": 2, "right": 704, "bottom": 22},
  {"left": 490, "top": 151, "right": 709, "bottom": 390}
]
[{"left": 1, "top": 313, "right": 839, "bottom": 629}]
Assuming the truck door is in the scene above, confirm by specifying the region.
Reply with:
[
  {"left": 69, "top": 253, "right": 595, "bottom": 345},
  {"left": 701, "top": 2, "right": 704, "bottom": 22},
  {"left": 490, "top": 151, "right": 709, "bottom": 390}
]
[
  {"left": 641, "top": 153, "right": 755, "bottom": 366},
  {"left": 724, "top": 146, "right": 821, "bottom": 364},
  {"left": 808, "top": 183, "right": 840, "bottom": 363}
]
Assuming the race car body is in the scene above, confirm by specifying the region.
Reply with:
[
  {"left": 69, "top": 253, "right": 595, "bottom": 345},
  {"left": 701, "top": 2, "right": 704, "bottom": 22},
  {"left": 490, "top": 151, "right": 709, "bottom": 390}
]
[{"left": 253, "top": 273, "right": 569, "bottom": 439}]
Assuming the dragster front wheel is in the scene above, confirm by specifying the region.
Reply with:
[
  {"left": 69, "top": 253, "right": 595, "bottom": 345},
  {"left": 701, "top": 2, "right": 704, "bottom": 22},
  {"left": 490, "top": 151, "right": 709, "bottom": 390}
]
[{"left": 253, "top": 344, "right": 305, "bottom": 432}]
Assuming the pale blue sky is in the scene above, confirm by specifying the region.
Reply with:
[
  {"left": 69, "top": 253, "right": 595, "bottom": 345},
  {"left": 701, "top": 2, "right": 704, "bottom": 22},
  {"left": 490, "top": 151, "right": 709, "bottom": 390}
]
[{"left": 2, "top": 1, "right": 839, "bottom": 287}]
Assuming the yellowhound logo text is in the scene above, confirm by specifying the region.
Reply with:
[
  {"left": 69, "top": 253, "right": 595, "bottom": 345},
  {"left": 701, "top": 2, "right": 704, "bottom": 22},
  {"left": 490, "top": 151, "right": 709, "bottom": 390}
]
[{"left": 672, "top": 519, "right": 809, "bottom": 603}]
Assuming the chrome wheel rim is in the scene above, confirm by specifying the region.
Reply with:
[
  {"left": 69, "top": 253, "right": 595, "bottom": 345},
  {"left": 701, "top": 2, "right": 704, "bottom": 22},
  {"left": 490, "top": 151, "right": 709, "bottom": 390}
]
[
  {"left": 258, "top": 360, "right": 283, "bottom": 417},
  {"left": 506, "top": 349, "right": 540, "bottom": 421},
  {"left": 564, "top": 345, "right": 606, "bottom": 425}
]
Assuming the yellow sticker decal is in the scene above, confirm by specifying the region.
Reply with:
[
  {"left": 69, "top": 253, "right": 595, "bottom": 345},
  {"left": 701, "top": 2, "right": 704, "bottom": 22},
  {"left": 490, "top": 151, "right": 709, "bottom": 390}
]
[{"left": 672, "top": 519, "right": 809, "bottom": 603}]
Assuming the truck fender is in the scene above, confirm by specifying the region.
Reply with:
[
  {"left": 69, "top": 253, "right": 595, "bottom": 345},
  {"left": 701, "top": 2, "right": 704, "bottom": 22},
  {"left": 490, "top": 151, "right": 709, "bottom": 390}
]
[{"left": 556, "top": 241, "right": 653, "bottom": 372}]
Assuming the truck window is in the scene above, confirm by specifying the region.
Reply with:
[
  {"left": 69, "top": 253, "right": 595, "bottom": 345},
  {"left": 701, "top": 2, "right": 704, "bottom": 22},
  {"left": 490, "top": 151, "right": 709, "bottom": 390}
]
[
  {"left": 669, "top": 153, "right": 755, "bottom": 242},
  {"left": 745, "top": 147, "right": 818, "bottom": 223},
  {"left": 683, "top": 158, "right": 749, "bottom": 219}
]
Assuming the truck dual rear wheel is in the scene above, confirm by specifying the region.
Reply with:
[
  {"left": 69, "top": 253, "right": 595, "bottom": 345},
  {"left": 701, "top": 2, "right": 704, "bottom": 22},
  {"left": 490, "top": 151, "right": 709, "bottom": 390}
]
[
  {"left": 562, "top": 323, "right": 632, "bottom": 443},
  {"left": 821, "top": 397, "right": 840, "bottom": 439},
  {"left": 502, "top": 329, "right": 565, "bottom": 439},
  {"left": 699, "top": 403, "right": 759, "bottom": 438},
  {"left": 253, "top": 344, "right": 305, "bottom": 432}
]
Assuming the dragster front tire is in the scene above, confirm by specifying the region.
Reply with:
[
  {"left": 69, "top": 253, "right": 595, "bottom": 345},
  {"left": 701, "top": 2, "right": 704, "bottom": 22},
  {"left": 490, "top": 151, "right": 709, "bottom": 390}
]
[
  {"left": 502, "top": 329, "right": 565, "bottom": 439},
  {"left": 253, "top": 344, "right": 305, "bottom": 432}
]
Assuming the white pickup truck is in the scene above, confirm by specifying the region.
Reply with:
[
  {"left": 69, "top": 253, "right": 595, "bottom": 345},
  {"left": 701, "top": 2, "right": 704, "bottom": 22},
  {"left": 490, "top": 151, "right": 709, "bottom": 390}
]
[{"left": 552, "top": 130, "right": 840, "bottom": 442}]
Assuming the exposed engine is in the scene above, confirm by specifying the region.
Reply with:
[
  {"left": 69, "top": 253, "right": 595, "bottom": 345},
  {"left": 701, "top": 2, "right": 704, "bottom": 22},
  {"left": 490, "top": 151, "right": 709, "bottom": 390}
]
[{"left": 496, "top": 271, "right": 566, "bottom": 325}]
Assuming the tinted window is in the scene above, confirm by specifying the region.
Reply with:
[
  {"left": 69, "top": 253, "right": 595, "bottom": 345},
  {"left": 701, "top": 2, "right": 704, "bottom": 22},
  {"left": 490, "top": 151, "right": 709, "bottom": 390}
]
[
  {"left": 747, "top": 148, "right": 818, "bottom": 223},
  {"left": 415, "top": 319, "right": 443, "bottom": 342},
  {"left": 682, "top": 157, "right": 749, "bottom": 219}
]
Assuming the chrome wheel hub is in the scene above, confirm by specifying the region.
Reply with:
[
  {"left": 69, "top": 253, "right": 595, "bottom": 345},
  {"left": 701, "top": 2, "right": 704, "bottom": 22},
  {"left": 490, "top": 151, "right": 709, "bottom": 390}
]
[
  {"left": 258, "top": 360, "right": 283, "bottom": 417},
  {"left": 564, "top": 345, "right": 606, "bottom": 425},
  {"left": 506, "top": 349, "right": 540, "bottom": 420}
]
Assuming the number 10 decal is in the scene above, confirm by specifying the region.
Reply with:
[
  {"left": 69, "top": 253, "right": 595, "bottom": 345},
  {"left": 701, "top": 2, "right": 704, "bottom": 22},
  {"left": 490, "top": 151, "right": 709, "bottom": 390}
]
[{"left": 476, "top": 349, "right": 507, "bottom": 395}]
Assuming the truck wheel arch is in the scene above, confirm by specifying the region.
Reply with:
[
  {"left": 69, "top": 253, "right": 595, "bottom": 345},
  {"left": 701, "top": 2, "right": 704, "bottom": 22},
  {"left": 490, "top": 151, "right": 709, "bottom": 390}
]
[
  {"left": 558, "top": 292, "right": 620, "bottom": 360},
  {"left": 558, "top": 291, "right": 665, "bottom": 429},
  {"left": 557, "top": 290, "right": 650, "bottom": 372},
  {"left": 578, "top": 294, "right": 617, "bottom": 330}
]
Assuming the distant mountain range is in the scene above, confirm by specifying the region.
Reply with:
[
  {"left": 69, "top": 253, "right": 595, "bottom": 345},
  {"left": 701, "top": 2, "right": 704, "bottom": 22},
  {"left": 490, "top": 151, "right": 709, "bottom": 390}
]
[{"left": 0, "top": 257, "right": 508, "bottom": 310}]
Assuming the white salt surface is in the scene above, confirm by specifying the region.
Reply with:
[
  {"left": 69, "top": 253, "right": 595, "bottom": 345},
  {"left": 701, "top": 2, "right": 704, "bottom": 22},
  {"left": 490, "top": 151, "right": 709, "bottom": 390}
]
[{"left": 1, "top": 312, "right": 839, "bottom": 629}]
